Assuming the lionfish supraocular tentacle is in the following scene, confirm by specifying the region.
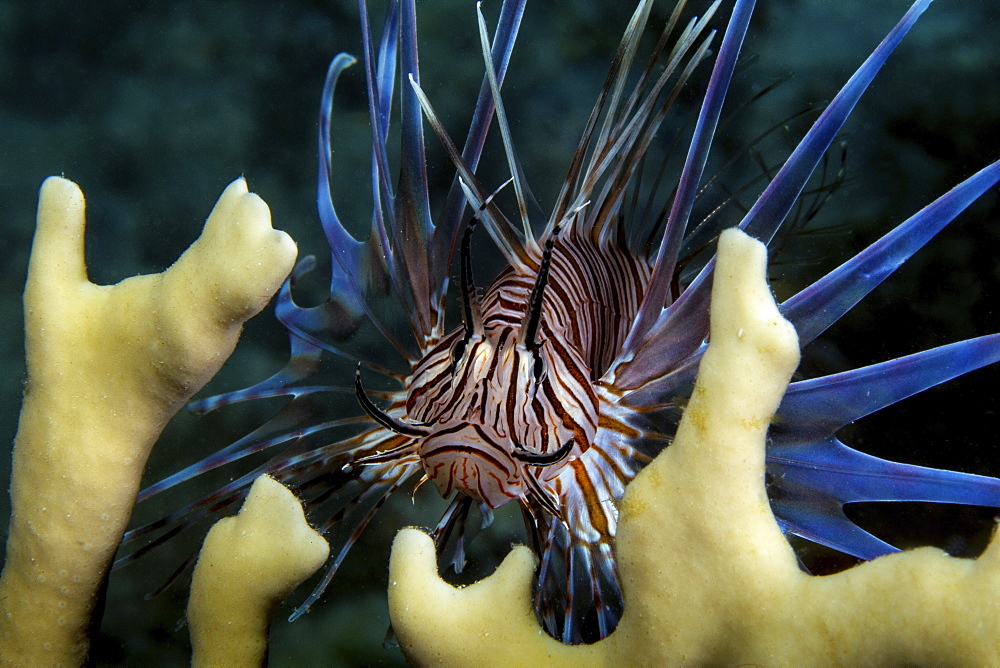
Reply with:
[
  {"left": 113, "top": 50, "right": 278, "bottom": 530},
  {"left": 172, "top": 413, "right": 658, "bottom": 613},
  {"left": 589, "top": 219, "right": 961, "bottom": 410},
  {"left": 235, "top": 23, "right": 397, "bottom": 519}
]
[{"left": 121, "top": 0, "right": 1000, "bottom": 648}]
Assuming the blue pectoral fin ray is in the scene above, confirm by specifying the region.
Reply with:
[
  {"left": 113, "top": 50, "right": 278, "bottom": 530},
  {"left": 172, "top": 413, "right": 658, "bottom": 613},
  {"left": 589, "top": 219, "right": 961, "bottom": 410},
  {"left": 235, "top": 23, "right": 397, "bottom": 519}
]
[
  {"left": 772, "top": 497, "right": 898, "bottom": 561},
  {"left": 782, "top": 160, "right": 1000, "bottom": 345},
  {"left": 769, "top": 436, "right": 1000, "bottom": 559},
  {"left": 769, "top": 330, "right": 1000, "bottom": 559},
  {"left": 317, "top": 53, "right": 365, "bottom": 318},
  {"left": 776, "top": 335, "right": 1000, "bottom": 441},
  {"left": 739, "top": 0, "right": 933, "bottom": 243}
]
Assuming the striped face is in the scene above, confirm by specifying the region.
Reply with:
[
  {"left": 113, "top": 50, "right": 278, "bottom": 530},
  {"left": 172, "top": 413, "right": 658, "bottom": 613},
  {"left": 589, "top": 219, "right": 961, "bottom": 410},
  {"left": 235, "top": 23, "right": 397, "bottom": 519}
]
[{"left": 406, "top": 244, "right": 602, "bottom": 511}]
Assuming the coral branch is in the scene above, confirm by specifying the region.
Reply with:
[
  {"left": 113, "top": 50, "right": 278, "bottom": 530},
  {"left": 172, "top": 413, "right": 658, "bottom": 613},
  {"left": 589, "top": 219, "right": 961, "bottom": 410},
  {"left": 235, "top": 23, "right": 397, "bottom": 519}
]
[
  {"left": 0, "top": 177, "right": 296, "bottom": 665},
  {"left": 188, "top": 474, "right": 329, "bottom": 667},
  {"left": 388, "top": 228, "right": 1000, "bottom": 664}
]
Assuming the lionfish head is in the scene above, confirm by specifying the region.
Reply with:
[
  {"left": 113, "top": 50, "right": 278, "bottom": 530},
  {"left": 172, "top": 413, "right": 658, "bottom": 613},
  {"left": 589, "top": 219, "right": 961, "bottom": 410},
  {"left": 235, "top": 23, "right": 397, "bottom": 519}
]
[{"left": 404, "top": 228, "right": 594, "bottom": 513}]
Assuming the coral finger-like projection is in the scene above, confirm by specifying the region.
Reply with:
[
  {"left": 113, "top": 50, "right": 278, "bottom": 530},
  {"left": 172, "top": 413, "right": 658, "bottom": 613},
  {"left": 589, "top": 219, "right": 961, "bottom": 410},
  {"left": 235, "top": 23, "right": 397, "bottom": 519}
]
[
  {"left": 0, "top": 177, "right": 296, "bottom": 664},
  {"left": 188, "top": 474, "right": 330, "bottom": 667},
  {"left": 389, "top": 229, "right": 1000, "bottom": 665}
]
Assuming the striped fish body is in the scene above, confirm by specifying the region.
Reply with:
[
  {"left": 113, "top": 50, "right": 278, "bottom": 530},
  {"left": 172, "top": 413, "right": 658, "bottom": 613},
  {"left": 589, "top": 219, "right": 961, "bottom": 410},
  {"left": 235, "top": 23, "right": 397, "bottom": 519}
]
[{"left": 407, "top": 231, "right": 651, "bottom": 515}]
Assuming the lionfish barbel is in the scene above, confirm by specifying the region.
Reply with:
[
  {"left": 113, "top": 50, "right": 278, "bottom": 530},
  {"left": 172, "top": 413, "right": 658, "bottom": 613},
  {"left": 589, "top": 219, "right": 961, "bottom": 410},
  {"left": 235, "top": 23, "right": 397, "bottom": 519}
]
[{"left": 123, "top": 0, "right": 1000, "bottom": 645}]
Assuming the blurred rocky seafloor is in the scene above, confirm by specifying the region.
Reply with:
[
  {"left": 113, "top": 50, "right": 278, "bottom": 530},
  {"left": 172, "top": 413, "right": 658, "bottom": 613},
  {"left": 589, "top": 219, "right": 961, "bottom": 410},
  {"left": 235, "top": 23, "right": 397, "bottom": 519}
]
[{"left": 1, "top": 0, "right": 999, "bottom": 665}]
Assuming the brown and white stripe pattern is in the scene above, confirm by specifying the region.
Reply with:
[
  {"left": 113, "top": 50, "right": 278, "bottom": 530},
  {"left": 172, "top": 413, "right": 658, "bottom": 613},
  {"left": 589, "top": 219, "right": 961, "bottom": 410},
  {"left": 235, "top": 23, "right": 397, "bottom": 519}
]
[{"left": 400, "top": 225, "right": 653, "bottom": 640}]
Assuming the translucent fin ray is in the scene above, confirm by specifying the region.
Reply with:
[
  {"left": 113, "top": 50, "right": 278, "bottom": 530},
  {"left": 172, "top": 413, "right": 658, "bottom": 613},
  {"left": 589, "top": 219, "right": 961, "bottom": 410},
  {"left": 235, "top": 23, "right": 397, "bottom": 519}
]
[
  {"left": 625, "top": 0, "right": 753, "bottom": 349},
  {"left": 427, "top": 0, "right": 527, "bottom": 336},
  {"left": 409, "top": 74, "right": 529, "bottom": 269},
  {"left": 611, "top": 0, "right": 935, "bottom": 392}
]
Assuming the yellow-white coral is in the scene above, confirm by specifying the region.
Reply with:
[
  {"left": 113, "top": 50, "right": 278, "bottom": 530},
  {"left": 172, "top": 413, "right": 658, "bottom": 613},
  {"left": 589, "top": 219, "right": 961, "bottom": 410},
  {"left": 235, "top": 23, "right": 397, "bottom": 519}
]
[
  {"left": 0, "top": 177, "right": 297, "bottom": 665},
  {"left": 188, "top": 474, "right": 330, "bottom": 667},
  {"left": 388, "top": 228, "right": 1000, "bottom": 665}
]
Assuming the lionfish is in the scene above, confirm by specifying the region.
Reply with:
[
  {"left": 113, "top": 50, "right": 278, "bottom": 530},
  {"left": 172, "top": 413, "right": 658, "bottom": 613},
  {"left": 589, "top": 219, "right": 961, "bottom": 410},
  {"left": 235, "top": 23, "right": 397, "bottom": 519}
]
[{"left": 122, "top": 0, "right": 1000, "bottom": 645}]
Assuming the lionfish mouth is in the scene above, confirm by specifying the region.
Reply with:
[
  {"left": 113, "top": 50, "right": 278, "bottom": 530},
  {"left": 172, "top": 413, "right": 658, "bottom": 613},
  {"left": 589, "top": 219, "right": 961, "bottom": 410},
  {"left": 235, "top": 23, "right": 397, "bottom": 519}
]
[{"left": 122, "top": 0, "right": 1000, "bottom": 649}]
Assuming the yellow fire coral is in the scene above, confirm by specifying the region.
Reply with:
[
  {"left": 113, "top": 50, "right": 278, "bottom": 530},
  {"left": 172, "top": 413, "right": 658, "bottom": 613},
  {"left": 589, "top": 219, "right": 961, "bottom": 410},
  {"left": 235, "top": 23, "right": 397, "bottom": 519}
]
[
  {"left": 388, "top": 229, "right": 1000, "bottom": 665},
  {"left": 0, "top": 177, "right": 302, "bottom": 665},
  {"left": 188, "top": 474, "right": 330, "bottom": 667}
]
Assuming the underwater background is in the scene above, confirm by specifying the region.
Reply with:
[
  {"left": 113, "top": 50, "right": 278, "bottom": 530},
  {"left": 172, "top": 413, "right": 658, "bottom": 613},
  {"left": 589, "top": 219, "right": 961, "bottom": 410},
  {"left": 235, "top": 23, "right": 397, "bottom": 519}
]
[{"left": 0, "top": 0, "right": 998, "bottom": 664}]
